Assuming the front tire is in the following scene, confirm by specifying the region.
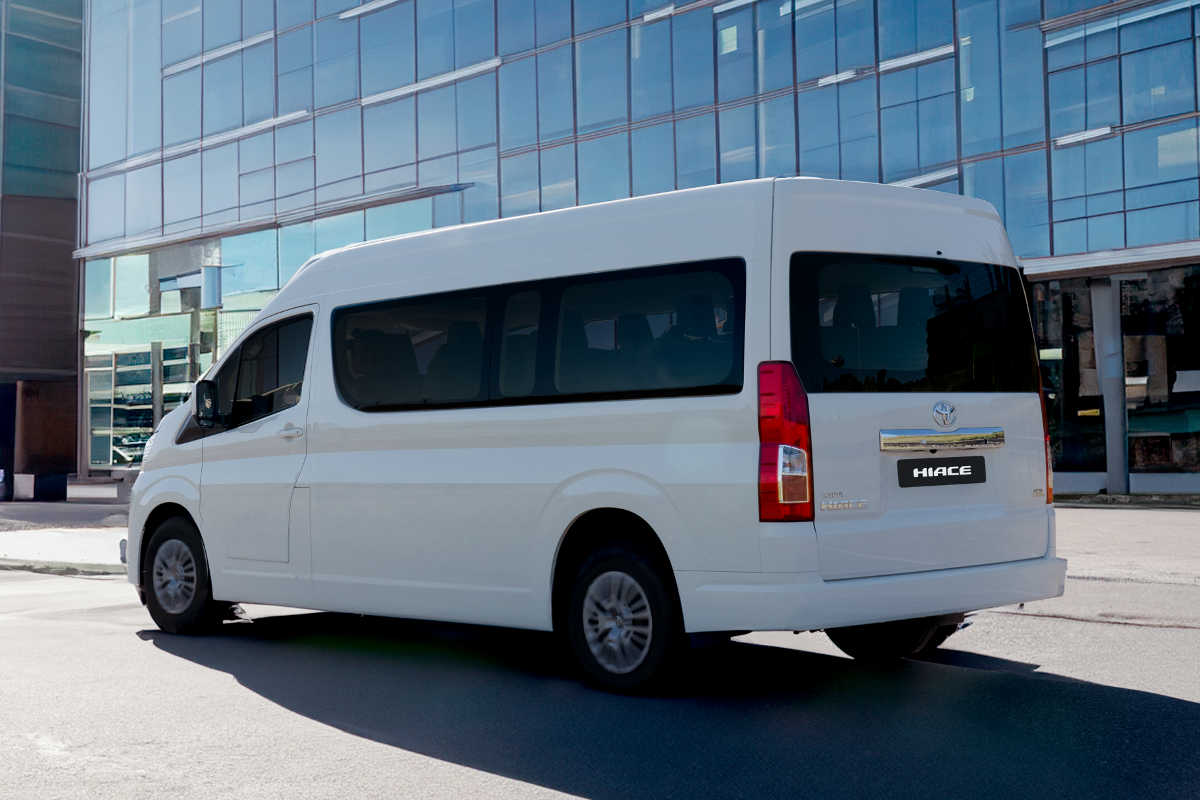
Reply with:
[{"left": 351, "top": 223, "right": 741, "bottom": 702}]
[
  {"left": 565, "top": 547, "right": 682, "bottom": 692},
  {"left": 142, "top": 516, "right": 222, "bottom": 634}
]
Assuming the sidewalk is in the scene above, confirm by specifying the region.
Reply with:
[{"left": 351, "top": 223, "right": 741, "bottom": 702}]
[{"left": 0, "top": 527, "right": 126, "bottom": 575}]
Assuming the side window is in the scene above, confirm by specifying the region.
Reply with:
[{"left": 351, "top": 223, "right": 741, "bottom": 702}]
[
  {"left": 216, "top": 314, "right": 314, "bottom": 429},
  {"left": 498, "top": 290, "right": 540, "bottom": 397},
  {"left": 332, "top": 293, "right": 487, "bottom": 410},
  {"left": 554, "top": 265, "right": 741, "bottom": 395}
]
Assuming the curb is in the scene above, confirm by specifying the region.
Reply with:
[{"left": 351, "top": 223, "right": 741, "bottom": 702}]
[
  {"left": 1055, "top": 495, "right": 1200, "bottom": 510},
  {"left": 0, "top": 558, "right": 125, "bottom": 577}
]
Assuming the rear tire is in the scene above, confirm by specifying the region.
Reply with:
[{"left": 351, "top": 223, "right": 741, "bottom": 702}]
[
  {"left": 142, "top": 516, "right": 223, "bottom": 635},
  {"left": 565, "top": 547, "right": 682, "bottom": 692},
  {"left": 826, "top": 617, "right": 943, "bottom": 662}
]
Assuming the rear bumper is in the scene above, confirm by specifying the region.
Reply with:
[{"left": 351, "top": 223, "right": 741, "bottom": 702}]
[{"left": 676, "top": 555, "right": 1067, "bottom": 633}]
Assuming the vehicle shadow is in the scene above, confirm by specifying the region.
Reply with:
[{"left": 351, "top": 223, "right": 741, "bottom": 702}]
[{"left": 143, "top": 612, "right": 1200, "bottom": 799}]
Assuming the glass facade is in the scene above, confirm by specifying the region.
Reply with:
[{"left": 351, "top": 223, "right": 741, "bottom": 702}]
[{"left": 75, "top": 0, "right": 1200, "bottom": 482}]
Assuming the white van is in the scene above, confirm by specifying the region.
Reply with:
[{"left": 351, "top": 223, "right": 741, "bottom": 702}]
[{"left": 128, "top": 178, "right": 1066, "bottom": 690}]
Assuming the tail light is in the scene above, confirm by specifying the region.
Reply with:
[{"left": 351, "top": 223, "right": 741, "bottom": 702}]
[
  {"left": 1040, "top": 391, "right": 1054, "bottom": 504},
  {"left": 758, "top": 362, "right": 814, "bottom": 522}
]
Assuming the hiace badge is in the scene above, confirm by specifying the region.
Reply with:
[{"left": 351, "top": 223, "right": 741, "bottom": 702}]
[{"left": 897, "top": 456, "right": 986, "bottom": 487}]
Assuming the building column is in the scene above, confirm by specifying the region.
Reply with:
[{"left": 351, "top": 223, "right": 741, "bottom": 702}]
[{"left": 1089, "top": 277, "right": 1128, "bottom": 494}]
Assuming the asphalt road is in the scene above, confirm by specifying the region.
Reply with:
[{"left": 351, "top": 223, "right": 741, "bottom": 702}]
[{"left": 2, "top": 570, "right": 1197, "bottom": 800}]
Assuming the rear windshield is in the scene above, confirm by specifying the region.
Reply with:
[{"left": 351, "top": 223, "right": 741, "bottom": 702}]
[{"left": 790, "top": 253, "right": 1039, "bottom": 393}]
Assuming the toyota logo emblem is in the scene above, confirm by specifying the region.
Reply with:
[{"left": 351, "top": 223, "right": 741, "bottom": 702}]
[{"left": 932, "top": 401, "right": 957, "bottom": 428}]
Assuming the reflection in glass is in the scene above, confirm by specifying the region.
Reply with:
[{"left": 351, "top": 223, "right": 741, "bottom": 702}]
[
  {"left": 540, "top": 144, "right": 576, "bottom": 211},
  {"left": 362, "top": 1, "right": 415, "bottom": 96},
  {"left": 500, "top": 59, "right": 537, "bottom": 149},
  {"left": 578, "top": 133, "right": 629, "bottom": 205},
  {"left": 538, "top": 45, "right": 574, "bottom": 141},
  {"left": 631, "top": 19, "right": 670, "bottom": 121},
  {"left": 676, "top": 114, "right": 716, "bottom": 189},
  {"left": 632, "top": 122, "right": 674, "bottom": 196},
  {"left": 501, "top": 152, "right": 540, "bottom": 217},
  {"left": 576, "top": 29, "right": 627, "bottom": 133}
]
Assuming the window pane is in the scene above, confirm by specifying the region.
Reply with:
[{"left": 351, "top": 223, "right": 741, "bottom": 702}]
[
  {"left": 315, "top": 210, "right": 364, "bottom": 252},
  {"left": 129, "top": 0, "right": 161, "bottom": 157},
  {"left": 332, "top": 293, "right": 488, "bottom": 408},
  {"left": 417, "top": 0, "right": 453, "bottom": 78},
  {"left": 631, "top": 19, "right": 671, "bottom": 121},
  {"left": 204, "top": 0, "right": 240, "bottom": 49},
  {"left": 88, "top": 175, "right": 124, "bottom": 242},
  {"left": 366, "top": 199, "right": 433, "bottom": 238},
  {"left": 1004, "top": 149, "right": 1050, "bottom": 258},
  {"left": 1122, "top": 41, "right": 1195, "bottom": 125},
  {"left": 277, "top": 0, "right": 313, "bottom": 29},
  {"left": 498, "top": 290, "right": 540, "bottom": 397},
  {"left": 536, "top": 0, "right": 570, "bottom": 46},
  {"left": 162, "top": 0, "right": 200, "bottom": 65},
  {"left": 315, "top": 16, "right": 359, "bottom": 107},
  {"left": 113, "top": 254, "right": 150, "bottom": 318},
  {"left": 243, "top": 41, "right": 275, "bottom": 124},
  {"left": 362, "top": 1, "right": 415, "bottom": 96},
  {"left": 575, "top": 0, "right": 623, "bottom": 34},
  {"left": 279, "top": 221, "right": 315, "bottom": 284},
  {"left": 126, "top": 163, "right": 161, "bottom": 236},
  {"left": 85, "top": 259, "right": 113, "bottom": 320},
  {"left": 837, "top": 0, "right": 874, "bottom": 69},
  {"left": 716, "top": 8, "right": 754, "bottom": 102},
  {"left": 576, "top": 29, "right": 627, "bottom": 133},
  {"left": 956, "top": 0, "right": 1000, "bottom": 157},
  {"left": 755, "top": 0, "right": 792, "bottom": 92},
  {"left": 1049, "top": 67, "right": 1084, "bottom": 138},
  {"left": 878, "top": 0, "right": 952, "bottom": 60},
  {"left": 673, "top": 8, "right": 714, "bottom": 109},
  {"left": 364, "top": 98, "right": 416, "bottom": 172},
  {"left": 540, "top": 143, "right": 575, "bottom": 210},
  {"left": 163, "top": 68, "right": 201, "bottom": 146},
  {"left": 555, "top": 263, "right": 743, "bottom": 394},
  {"left": 419, "top": 85, "right": 457, "bottom": 159},
  {"left": 203, "top": 53, "right": 242, "bottom": 136},
  {"left": 455, "top": 0, "right": 494, "bottom": 66},
  {"left": 221, "top": 229, "right": 279, "bottom": 297},
  {"left": 676, "top": 113, "right": 715, "bottom": 189},
  {"left": 719, "top": 105, "right": 755, "bottom": 183},
  {"left": 839, "top": 77, "right": 877, "bottom": 182},
  {"left": 632, "top": 122, "right": 674, "bottom": 196},
  {"left": 231, "top": 316, "right": 314, "bottom": 426},
  {"left": 276, "top": 119, "right": 314, "bottom": 163},
  {"left": 1086, "top": 59, "right": 1119, "bottom": 129},
  {"left": 1119, "top": 8, "right": 1189, "bottom": 53},
  {"left": 1123, "top": 120, "right": 1199, "bottom": 189},
  {"left": 89, "top": 0, "right": 128, "bottom": 167},
  {"left": 499, "top": 58, "right": 537, "bottom": 148},
  {"left": 459, "top": 147, "right": 498, "bottom": 222},
  {"left": 457, "top": 74, "right": 497, "bottom": 150},
  {"left": 578, "top": 132, "right": 629, "bottom": 204},
  {"left": 315, "top": 107, "right": 363, "bottom": 187},
  {"left": 164, "top": 153, "right": 201, "bottom": 227},
  {"left": 795, "top": 0, "right": 834, "bottom": 83},
  {"left": 202, "top": 143, "right": 238, "bottom": 217},
  {"left": 759, "top": 95, "right": 795, "bottom": 177},
  {"left": 789, "top": 253, "right": 1039, "bottom": 393},
  {"left": 278, "top": 26, "right": 314, "bottom": 113},
  {"left": 1001, "top": 23, "right": 1044, "bottom": 148},
  {"left": 498, "top": 0, "right": 534, "bottom": 54},
  {"left": 538, "top": 45, "right": 574, "bottom": 141},
  {"left": 798, "top": 86, "right": 839, "bottom": 178},
  {"left": 501, "top": 152, "right": 539, "bottom": 216},
  {"left": 244, "top": 0, "right": 273, "bottom": 35}
]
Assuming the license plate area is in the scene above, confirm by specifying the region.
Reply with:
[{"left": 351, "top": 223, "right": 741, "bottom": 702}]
[{"left": 897, "top": 456, "right": 986, "bottom": 488}]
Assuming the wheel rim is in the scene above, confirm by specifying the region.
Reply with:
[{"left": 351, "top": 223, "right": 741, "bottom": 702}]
[
  {"left": 152, "top": 538, "right": 198, "bottom": 615},
  {"left": 582, "top": 570, "right": 653, "bottom": 675}
]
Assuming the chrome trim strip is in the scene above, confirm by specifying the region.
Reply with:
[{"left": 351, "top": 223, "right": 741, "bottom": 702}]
[{"left": 880, "top": 428, "right": 1006, "bottom": 452}]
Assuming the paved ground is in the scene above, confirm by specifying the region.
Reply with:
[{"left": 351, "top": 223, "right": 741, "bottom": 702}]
[{"left": 0, "top": 506, "right": 1197, "bottom": 798}]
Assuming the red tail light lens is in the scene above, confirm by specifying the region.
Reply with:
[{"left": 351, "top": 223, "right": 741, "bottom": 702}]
[
  {"left": 1040, "top": 391, "right": 1054, "bottom": 504},
  {"left": 758, "top": 361, "right": 814, "bottom": 522}
]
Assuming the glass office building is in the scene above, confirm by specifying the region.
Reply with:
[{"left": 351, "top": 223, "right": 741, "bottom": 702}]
[{"left": 76, "top": 0, "right": 1200, "bottom": 491}]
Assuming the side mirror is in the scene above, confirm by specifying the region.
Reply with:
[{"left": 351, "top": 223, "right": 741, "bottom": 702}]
[{"left": 195, "top": 379, "right": 218, "bottom": 428}]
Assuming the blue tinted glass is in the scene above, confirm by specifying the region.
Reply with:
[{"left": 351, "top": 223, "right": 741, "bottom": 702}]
[
  {"left": 125, "top": 163, "right": 161, "bottom": 235},
  {"left": 962, "top": 156, "right": 1004, "bottom": 219},
  {"left": 839, "top": 77, "right": 877, "bottom": 182},
  {"left": 418, "top": 85, "right": 457, "bottom": 159},
  {"left": 279, "top": 221, "right": 314, "bottom": 284},
  {"left": 1119, "top": 9, "right": 1189, "bottom": 53},
  {"left": 837, "top": 0, "right": 874, "bottom": 69},
  {"left": 1051, "top": 143, "right": 1085, "bottom": 201},
  {"left": 1126, "top": 202, "right": 1200, "bottom": 247},
  {"left": 1086, "top": 59, "right": 1119, "bottom": 129},
  {"left": 222, "top": 230, "right": 279, "bottom": 296},
  {"left": 243, "top": 41, "right": 275, "bottom": 124},
  {"left": 716, "top": 8, "right": 754, "bottom": 102},
  {"left": 88, "top": 175, "right": 124, "bottom": 242},
  {"left": 1004, "top": 150, "right": 1050, "bottom": 258},
  {"left": 315, "top": 211, "right": 364, "bottom": 252},
  {"left": 277, "top": 0, "right": 313, "bottom": 29},
  {"left": 164, "top": 154, "right": 201, "bottom": 226},
  {"left": 797, "top": 86, "right": 839, "bottom": 177},
  {"left": 919, "top": 93, "right": 956, "bottom": 169},
  {"left": 1044, "top": 0, "right": 1107, "bottom": 16},
  {"left": 1123, "top": 120, "right": 1199, "bottom": 188},
  {"left": 673, "top": 8, "right": 714, "bottom": 109},
  {"left": 163, "top": 68, "right": 201, "bottom": 146},
  {"left": 276, "top": 120, "right": 313, "bottom": 163},
  {"left": 417, "top": 0, "right": 453, "bottom": 78},
  {"left": 501, "top": 152, "right": 539, "bottom": 216},
  {"left": 85, "top": 259, "right": 112, "bottom": 319},
  {"left": 575, "top": 0, "right": 624, "bottom": 34},
  {"left": 1122, "top": 41, "right": 1195, "bottom": 125},
  {"left": 880, "top": 68, "right": 914, "bottom": 107},
  {"left": 455, "top": 0, "right": 494, "bottom": 66},
  {"left": 631, "top": 19, "right": 671, "bottom": 120},
  {"left": 795, "top": 0, "right": 834, "bottom": 82},
  {"left": 719, "top": 105, "right": 756, "bottom": 183},
  {"left": 1049, "top": 67, "right": 1084, "bottom": 138},
  {"left": 202, "top": 143, "right": 238, "bottom": 216},
  {"left": 630, "top": 0, "right": 662, "bottom": 13},
  {"left": 278, "top": 25, "right": 313, "bottom": 72},
  {"left": 578, "top": 132, "right": 630, "bottom": 204},
  {"left": 1086, "top": 190, "right": 1122, "bottom": 216},
  {"left": 1046, "top": 37, "right": 1084, "bottom": 72},
  {"left": 276, "top": 158, "right": 315, "bottom": 201},
  {"left": 675, "top": 113, "right": 716, "bottom": 189},
  {"left": 318, "top": 0, "right": 358, "bottom": 15},
  {"left": 362, "top": 2, "right": 415, "bottom": 96},
  {"left": 499, "top": 0, "right": 535, "bottom": 54},
  {"left": 1001, "top": 26, "right": 1044, "bottom": 148},
  {"left": 881, "top": 104, "right": 917, "bottom": 180},
  {"left": 538, "top": 45, "right": 574, "bottom": 141},
  {"left": 756, "top": 0, "right": 792, "bottom": 92},
  {"left": 128, "top": 0, "right": 160, "bottom": 158},
  {"left": 1086, "top": 29, "right": 1116, "bottom": 60},
  {"left": 240, "top": 165, "right": 273, "bottom": 207},
  {"left": 918, "top": 59, "right": 954, "bottom": 97},
  {"left": 240, "top": 132, "right": 274, "bottom": 172},
  {"left": 162, "top": 3, "right": 201, "bottom": 65},
  {"left": 315, "top": 107, "right": 362, "bottom": 186},
  {"left": 540, "top": 144, "right": 575, "bottom": 210},
  {"left": 536, "top": 0, "right": 570, "bottom": 45},
  {"left": 364, "top": 97, "right": 416, "bottom": 171},
  {"left": 878, "top": 0, "right": 952, "bottom": 60},
  {"left": 576, "top": 29, "right": 627, "bottom": 132},
  {"left": 279, "top": 66, "right": 313, "bottom": 113},
  {"left": 203, "top": 53, "right": 242, "bottom": 136},
  {"left": 457, "top": 74, "right": 497, "bottom": 149},
  {"left": 366, "top": 199, "right": 432, "bottom": 237},
  {"left": 204, "top": 0, "right": 240, "bottom": 49},
  {"left": 1085, "top": 136, "right": 1122, "bottom": 195},
  {"left": 759, "top": 96, "right": 795, "bottom": 177},
  {"left": 315, "top": 17, "right": 359, "bottom": 107},
  {"left": 499, "top": 59, "right": 537, "bottom": 148},
  {"left": 1054, "top": 219, "right": 1086, "bottom": 254},
  {"left": 1087, "top": 213, "right": 1124, "bottom": 251},
  {"left": 243, "top": 0, "right": 273, "bottom": 35},
  {"left": 1125, "top": 179, "right": 1199, "bottom": 210},
  {"left": 632, "top": 122, "right": 674, "bottom": 195},
  {"left": 460, "top": 147, "right": 499, "bottom": 222}
]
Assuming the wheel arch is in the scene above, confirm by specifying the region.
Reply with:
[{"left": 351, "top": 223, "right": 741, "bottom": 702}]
[{"left": 138, "top": 503, "right": 205, "bottom": 595}]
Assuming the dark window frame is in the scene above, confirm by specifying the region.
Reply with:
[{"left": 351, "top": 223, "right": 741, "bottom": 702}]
[{"left": 330, "top": 257, "right": 747, "bottom": 414}]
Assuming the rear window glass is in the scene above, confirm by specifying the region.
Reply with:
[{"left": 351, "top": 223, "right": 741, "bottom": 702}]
[{"left": 790, "top": 253, "right": 1039, "bottom": 393}]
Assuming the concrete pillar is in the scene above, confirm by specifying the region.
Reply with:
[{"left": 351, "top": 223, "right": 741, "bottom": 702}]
[
  {"left": 151, "top": 341, "right": 163, "bottom": 429},
  {"left": 1089, "top": 278, "right": 1129, "bottom": 494}
]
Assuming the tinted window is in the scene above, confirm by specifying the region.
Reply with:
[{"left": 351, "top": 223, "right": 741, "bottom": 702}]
[
  {"left": 790, "top": 254, "right": 1038, "bottom": 393},
  {"left": 216, "top": 315, "right": 314, "bottom": 428},
  {"left": 333, "top": 294, "right": 487, "bottom": 410},
  {"left": 499, "top": 290, "right": 540, "bottom": 397}
]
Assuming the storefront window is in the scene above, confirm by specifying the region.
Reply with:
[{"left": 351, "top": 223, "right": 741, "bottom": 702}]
[
  {"left": 1122, "top": 265, "right": 1200, "bottom": 472},
  {"left": 1029, "top": 279, "right": 1106, "bottom": 471}
]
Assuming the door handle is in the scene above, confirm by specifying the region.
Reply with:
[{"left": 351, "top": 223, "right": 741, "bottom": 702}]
[{"left": 278, "top": 424, "right": 305, "bottom": 440}]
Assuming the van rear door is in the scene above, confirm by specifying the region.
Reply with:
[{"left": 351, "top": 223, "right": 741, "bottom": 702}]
[{"left": 787, "top": 251, "right": 1049, "bottom": 580}]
